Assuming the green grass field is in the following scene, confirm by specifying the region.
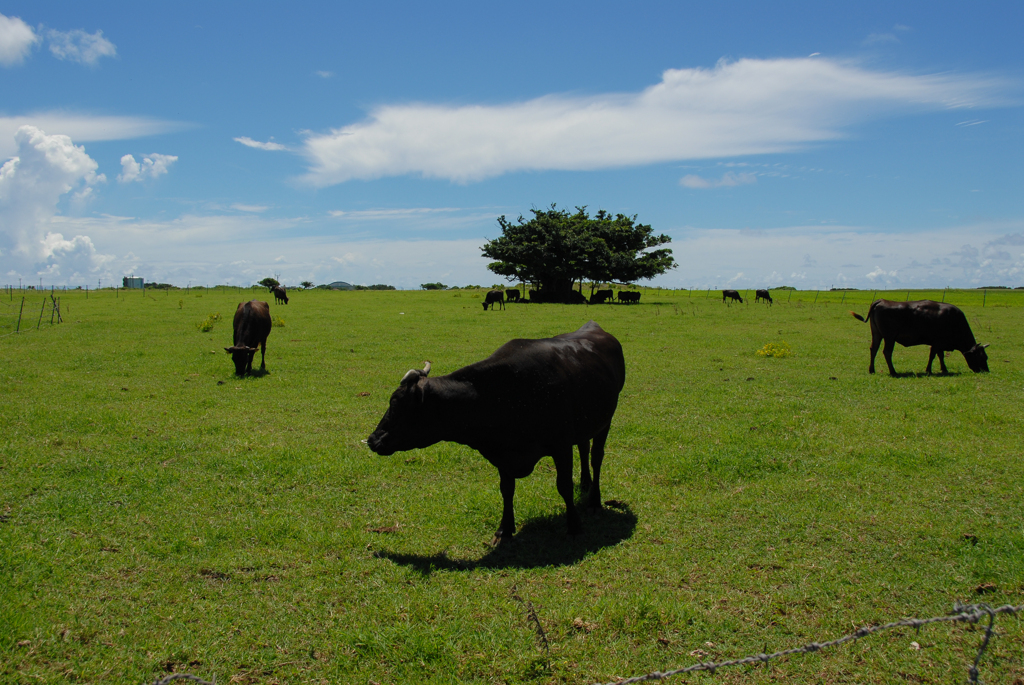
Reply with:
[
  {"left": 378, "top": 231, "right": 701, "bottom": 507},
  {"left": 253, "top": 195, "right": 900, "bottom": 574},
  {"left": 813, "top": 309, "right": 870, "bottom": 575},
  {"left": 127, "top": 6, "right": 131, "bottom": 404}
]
[{"left": 1, "top": 286, "right": 1022, "bottom": 684}]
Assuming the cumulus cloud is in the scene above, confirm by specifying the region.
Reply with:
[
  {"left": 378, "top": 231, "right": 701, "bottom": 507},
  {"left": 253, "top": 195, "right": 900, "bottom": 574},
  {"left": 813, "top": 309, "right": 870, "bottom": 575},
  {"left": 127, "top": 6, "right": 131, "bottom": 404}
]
[
  {"left": 0, "top": 113, "right": 186, "bottom": 159},
  {"left": 118, "top": 153, "right": 178, "bottom": 183},
  {"left": 231, "top": 203, "right": 269, "bottom": 213},
  {"left": 680, "top": 171, "right": 756, "bottom": 189},
  {"left": 315, "top": 70, "right": 333, "bottom": 78},
  {"left": 0, "top": 12, "right": 39, "bottom": 66},
  {"left": 235, "top": 136, "right": 288, "bottom": 151},
  {"left": 298, "top": 57, "right": 1010, "bottom": 186},
  {"left": 47, "top": 28, "right": 116, "bottom": 65},
  {"left": 866, "top": 265, "right": 899, "bottom": 282},
  {"left": 0, "top": 125, "right": 112, "bottom": 279}
]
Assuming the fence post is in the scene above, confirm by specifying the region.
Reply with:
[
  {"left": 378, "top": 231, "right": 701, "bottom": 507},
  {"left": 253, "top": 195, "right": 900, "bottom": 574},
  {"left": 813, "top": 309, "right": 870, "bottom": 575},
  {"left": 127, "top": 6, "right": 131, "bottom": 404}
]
[
  {"left": 37, "top": 298, "right": 46, "bottom": 329},
  {"left": 788, "top": 289, "right": 792, "bottom": 302},
  {"left": 16, "top": 296, "right": 24, "bottom": 332},
  {"left": 982, "top": 290, "right": 986, "bottom": 307},
  {"left": 814, "top": 290, "right": 819, "bottom": 304},
  {"left": 841, "top": 291, "right": 846, "bottom": 305},
  {"left": 941, "top": 288, "right": 946, "bottom": 303}
]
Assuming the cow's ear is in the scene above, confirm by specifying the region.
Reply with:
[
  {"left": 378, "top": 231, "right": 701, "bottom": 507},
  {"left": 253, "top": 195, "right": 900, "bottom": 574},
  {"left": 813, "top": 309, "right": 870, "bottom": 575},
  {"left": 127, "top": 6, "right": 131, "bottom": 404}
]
[
  {"left": 982, "top": 344, "right": 990, "bottom": 349},
  {"left": 224, "top": 347, "right": 234, "bottom": 353}
]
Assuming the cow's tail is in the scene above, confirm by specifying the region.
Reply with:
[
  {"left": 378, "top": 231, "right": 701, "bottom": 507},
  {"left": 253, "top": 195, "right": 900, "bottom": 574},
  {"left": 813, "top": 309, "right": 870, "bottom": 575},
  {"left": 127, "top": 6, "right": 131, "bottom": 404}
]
[{"left": 850, "top": 299, "right": 879, "bottom": 323}]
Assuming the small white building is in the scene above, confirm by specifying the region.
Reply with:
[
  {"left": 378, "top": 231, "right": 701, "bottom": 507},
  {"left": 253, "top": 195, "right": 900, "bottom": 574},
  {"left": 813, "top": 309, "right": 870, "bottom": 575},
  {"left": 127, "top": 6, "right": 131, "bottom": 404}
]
[{"left": 122, "top": 277, "right": 144, "bottom": 289}]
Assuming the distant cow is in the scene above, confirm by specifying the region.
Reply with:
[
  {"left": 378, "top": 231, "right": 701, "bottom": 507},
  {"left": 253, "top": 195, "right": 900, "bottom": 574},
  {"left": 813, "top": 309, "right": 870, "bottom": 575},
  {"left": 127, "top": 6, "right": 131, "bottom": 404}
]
[
  {"left": 271, "top": 285, "right": 288, "bottom": 305},
  {"left": 617, "top": 291, "right": 640, "bottom": 304},
  {"left": 723, "top": 289, "right": 743, "bottom": 304},
  {"left": 483, "top": 289, "right": 505, "bottom": 310},
  {"left": 505, "top": 289, "right": 521, "bottom": 303},
  {"left": 755, "top": 289, "right": 773, "bottom": 305},
  {"left": 590, "top": 289, "right": 614, "bottom": 304},
  {"left": 528, "top": 289, "right": 541, "bottom": 303},
  {"left": 224, "top": 300, "right": 271, "bottom": 376},
  {"left": 367, "top": 321, "right": 626, "bottom": 544},
  {"left": 850, "top": 300, "right": 989, "bottom": 376}
]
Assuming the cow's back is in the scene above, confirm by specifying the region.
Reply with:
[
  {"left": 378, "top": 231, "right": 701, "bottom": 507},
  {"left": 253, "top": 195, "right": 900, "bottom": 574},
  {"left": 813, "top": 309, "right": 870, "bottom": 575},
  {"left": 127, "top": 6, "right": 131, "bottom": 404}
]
[{"left": 233, "top": 300, "right": 272, "bottom": 347}]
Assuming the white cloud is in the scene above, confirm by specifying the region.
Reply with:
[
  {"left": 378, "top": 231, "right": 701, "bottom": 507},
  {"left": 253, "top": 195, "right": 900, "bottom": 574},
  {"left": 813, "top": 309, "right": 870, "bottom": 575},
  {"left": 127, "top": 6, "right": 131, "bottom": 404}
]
[
  {"left": 0, "top": 12, "right": 39, "bottom": 66},
  {"left": 680, "top": 171, "right": 757, "bottom": 189},
  {"left": 863, "top": 33, "right": 899, "bottom": 46},
  {"left": 118, "top": 153, "right": 178, "bottom": 183},
  {"left": 298, "top": 57, "right": 1010, "bottom": 186},
  {"left": 0, "top": 126, "right": 112, "bottom": 279},
  {"left": 0, "top": 113, "right": 186, "bottom": 159},
  {"left": 231, "top": 203, "right": 269, "bottom": 213},
  {"left": 328, "top": 207, "right": 463, "bottom": 220},
  {"left": 47, "top": 28, "right": 116, "bottom": 65},
  {"left": 315, "top": 70, "right": 333, "bottom": 78},
  {"left": 234, "top": 136, "right": 288, "bottom": 151}
]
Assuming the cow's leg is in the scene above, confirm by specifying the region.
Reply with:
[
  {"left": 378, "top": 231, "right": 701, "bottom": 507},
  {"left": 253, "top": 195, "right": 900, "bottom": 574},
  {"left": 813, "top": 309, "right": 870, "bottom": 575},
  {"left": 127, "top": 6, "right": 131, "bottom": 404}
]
[
  {"left": 492, "top": 470, "right": 517, "bottom": 545},
  {"left": 938, "top": 350, "right": 948, "bottom": 374},
  {"left": 259, "top": 339, "right": 267, "bottom": 371},
  {"left": 588, "top": 426, "right": 610, "bottom": 512},
  {"left": 577, "top": 441, "right": 592, "bottom": 491},
  {"left": 927, "top": 347, "right": 937, "bottom": 374},
  {"left": 882, "top": 338, "right": 898, "bottom": 377},
  {"left": 553, "top": 446, "right": 582, "bottom": 536},
  {"left": 868, "top": 327, "right": 881, "bottom": 374}
]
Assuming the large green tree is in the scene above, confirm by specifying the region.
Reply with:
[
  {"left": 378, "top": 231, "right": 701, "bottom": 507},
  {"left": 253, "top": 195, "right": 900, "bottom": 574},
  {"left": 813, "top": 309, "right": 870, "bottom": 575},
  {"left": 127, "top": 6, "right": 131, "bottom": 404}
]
[{"left": 481, "top": 205, "right": 675, "bottom": 302}]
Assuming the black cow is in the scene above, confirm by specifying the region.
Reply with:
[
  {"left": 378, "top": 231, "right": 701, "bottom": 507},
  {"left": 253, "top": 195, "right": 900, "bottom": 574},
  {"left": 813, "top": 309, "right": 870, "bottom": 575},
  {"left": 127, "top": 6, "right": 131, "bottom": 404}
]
[
  {"left": 271, "top": 285, "right": 288, "bottom": 305},
  {"left": 850, "top": 299, "right": 989, "bottom": 376},
  {"left": 590, "top": 289, "right": 614, "bottom": 304},
  {"left": 224, "top": 300, "right": 271, "bottom": 376},
  {"left": 723, "top": 289, "right": 743, "bottom": 304},
  {"left": 483, "top": 289, "right": 505, "bottom": 310},
  {"left": 367, "top": 321, "right": 626, "bottom": 544},
  {"left": 755, "top": 289, "right": 773, "bottom": 305},
  {"left": 617, "top": 291, "right": 640, "bottom": 304},
  {"left": 505, "top": 289, "right": 521, "bottom": 303}
]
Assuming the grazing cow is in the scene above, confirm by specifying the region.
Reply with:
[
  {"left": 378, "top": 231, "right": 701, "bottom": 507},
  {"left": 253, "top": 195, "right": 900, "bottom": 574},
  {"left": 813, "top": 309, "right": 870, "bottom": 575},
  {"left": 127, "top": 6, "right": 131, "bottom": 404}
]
[
  {"left": 483, "top": 289, "right": 505, "bottom": 310},
  {"left": 505, "top": 289, "right": 521, "bottom": 303},
  {"left": 224, "top": 300, "right": 271, "bottom": 376},
  {"left": 528, "top": 289, "right": 541, "bottom": 303},
  {"left": 271, "top": 285, "right": 288, "bottom": 305},
  {"left": 590, "top": 289, "right": 614, "bottom": 304},
  {"left": 723, "top": 289, "right": 743, "bottom": 304},
  {"left": 367, "top": 321, "right": 626, "bottom": 544},
  {"left": 850, "top": 299, "right": 989, "bottom": 376},
  {"left": 755, "top": 289, "right": 773, "bottom": 305},
  {"left": 617, "top": 291, "right": 640, "bottom": 304}
]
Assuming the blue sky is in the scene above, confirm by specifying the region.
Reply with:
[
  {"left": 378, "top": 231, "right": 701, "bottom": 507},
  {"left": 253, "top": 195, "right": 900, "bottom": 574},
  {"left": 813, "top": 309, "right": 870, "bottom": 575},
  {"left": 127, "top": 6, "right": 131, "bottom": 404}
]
[{"left": 1, "top": 1, "right": 1022, "bottom": 289}]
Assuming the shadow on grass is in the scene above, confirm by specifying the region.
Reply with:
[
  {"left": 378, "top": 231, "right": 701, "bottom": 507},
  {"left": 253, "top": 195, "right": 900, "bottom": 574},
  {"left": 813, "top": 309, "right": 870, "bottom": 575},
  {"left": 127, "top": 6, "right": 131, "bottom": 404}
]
[
  {"left": 887, "top": 371, "right": 964, "bottom": 378},
  {"left": 374, "top": 501, "right": 636, "bottom": 573}
]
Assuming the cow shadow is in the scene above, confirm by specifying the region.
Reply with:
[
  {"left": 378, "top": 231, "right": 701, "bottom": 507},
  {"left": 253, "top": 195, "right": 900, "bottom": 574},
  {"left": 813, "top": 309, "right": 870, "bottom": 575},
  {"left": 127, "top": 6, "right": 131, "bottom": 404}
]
[
  {"left": 373, "top": 501, "right": 636, "bottom": 574},
  {"left": 888, "top": 371, "right": 963, "bottom": 378}
]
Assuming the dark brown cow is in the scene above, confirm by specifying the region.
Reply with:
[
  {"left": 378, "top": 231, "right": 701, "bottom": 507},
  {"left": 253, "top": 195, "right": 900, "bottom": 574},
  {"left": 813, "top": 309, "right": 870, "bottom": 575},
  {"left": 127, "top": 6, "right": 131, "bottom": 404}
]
[
  {"left": 224, "top": 300, "right": 272, "bottom": 376},
  {"left": 851, "top": 299, "right": 989, "bottom": 376},
  {"left": 755, "top": 289, "right": 773, "bottom": 305},
  {"left": 483, "top": 289, "right": 505, "bottom": 310},
  {"left": 505, "top": 289, "right": 521, "bottom": 303},
  {"left": 367, "top": 321, "right": 626, "bottom": 544},
  {"left": 590, "top": 289, "right": 614, "bottom": 304},
  {"left": 271, "top": 285, "right": 288, "bottom": 304},
  {"left": 723, "top": 289, "right": 743, "bottom": 304}
]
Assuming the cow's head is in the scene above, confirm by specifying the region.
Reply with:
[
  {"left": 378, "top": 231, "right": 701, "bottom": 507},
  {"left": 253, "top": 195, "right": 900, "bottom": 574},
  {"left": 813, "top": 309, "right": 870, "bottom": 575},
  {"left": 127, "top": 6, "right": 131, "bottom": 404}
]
[
  {"left": 225, "top": 345, "right": 256, "bottom": 376},
  {"left": 964, "top": 344, "right": 990, "bottom": 373},
  {"left": 481, "top": 300, "right": 489, "bottom": 310},
  {"left": 367, "top": 362, "right": 436, "bottom": 455}
]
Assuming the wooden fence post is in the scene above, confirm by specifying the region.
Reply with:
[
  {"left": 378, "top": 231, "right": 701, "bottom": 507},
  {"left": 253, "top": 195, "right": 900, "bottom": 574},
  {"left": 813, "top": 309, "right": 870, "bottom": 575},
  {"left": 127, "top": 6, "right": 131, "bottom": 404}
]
[
  {"left": 983, "top": 290, "right": 986, "bottom": 307},
  {"left": 16, "top": 296, "right": 24, "bottom": 332},
  {"left": 814, "top": 290, "right": 819, "bottom": 304},
  {"left": 37, "top": 298, "right": 45, "bottom": 329}
]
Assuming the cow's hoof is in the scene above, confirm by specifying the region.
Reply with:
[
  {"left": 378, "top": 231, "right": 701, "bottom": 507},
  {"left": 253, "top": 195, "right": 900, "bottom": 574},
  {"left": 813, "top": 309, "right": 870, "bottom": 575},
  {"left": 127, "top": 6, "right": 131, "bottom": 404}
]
[{"left": 490, "top": 534, "right": 514, "bottom": 547}]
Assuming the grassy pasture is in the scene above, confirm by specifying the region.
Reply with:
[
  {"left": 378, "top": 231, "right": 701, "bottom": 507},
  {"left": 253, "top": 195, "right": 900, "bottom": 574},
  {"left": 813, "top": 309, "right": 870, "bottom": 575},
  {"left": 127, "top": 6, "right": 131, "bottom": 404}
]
[{"left": 1, "top": 287, "right": 1022, "bottom": 684}]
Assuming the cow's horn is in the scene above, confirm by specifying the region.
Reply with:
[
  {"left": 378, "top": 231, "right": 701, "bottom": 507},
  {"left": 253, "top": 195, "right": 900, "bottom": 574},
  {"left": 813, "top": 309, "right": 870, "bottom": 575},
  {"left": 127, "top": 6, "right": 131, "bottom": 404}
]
[
  {"left": 982, "top": 343, "right": 990, "bottom": 349},
  {"left": 422, "top": 361, "right": 431, "bottom": 376},
  {"left": 401, "top": 369, "right": 420, "bottom": 384}
]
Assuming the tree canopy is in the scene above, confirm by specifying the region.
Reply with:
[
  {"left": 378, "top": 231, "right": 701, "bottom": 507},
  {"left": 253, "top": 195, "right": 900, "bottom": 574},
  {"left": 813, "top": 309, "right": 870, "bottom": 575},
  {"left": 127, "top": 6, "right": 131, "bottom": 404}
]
[
  {"left": 481, "top": 205, "right": 675, "bottom": 301},
  {"left": 258, "top": 277, "right": 280, "bottom": 289}
]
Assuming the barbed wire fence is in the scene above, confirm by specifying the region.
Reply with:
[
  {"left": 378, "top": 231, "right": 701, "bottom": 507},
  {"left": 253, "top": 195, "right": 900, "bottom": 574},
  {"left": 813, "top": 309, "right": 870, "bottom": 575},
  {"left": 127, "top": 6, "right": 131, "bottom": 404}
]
[{"left": 145, "top": 602, "right": 1020, "bottom": 685}]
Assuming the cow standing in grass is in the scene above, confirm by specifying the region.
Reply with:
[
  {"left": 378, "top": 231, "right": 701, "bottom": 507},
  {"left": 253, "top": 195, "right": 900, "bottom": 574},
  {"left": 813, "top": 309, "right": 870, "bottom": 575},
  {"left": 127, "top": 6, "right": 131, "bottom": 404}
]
[
  {"left": 367, "top": 321, "right": 626, "bottom": 544},
  {"left": 723, "top": 289, "right": 743, "bottom": 304},
  {"left": 225, "top": 300, "right": 272, "bottom": 376},
  {"left": 755, "top": 289, "right": 773, "bottom": 305},
  {"left": 505, "top": 289, "right": 520, "bottom": 303},
  {"left": 483, "top": 289, "right": 505, "bottom": 310},
  {"left": 272, "top": 285, "right": 289, "bottom": 305},
  {"left": 850, "top": 300, "right": 989, "bottom": 376}
]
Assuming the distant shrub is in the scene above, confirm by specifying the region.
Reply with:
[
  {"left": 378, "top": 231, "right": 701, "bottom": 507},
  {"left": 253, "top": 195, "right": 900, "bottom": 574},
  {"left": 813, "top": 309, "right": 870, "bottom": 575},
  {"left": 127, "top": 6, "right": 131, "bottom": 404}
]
[
  {"left": 420, "top": 282, "right": 447, "bottom": 290},
  {"left": 272, "top": 316, "right": 285, "bottom": 328},
  {"left": 354, "top": 284, "right": 396, "bottom": 290},
  {"left": 178, "top": 299, "right": 183, "bottom": 309},
  {"left": 756, "top": 341, "right": 791, "bottom": 358},
  {"left": 196, "top": 313, "right": 221, "bottom": 332}
]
